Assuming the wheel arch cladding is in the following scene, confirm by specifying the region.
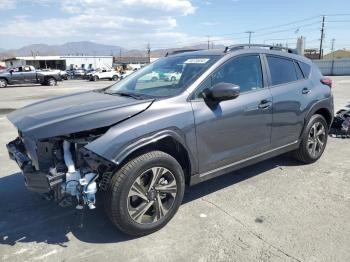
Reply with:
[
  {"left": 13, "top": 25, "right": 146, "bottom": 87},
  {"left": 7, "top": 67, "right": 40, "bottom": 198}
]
[
  {"left": 314, "top": 108, "right": 333, "bottom": 128},
  {"left": 118, "top": 135, "right": 192, "bottom": 185},
  {"left": 304, "top": 98, "right": 334, "bottom": 130}
]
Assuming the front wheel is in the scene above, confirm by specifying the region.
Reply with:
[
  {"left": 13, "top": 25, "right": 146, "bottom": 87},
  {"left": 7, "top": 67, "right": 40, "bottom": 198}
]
[
  {"left": 105, "top": 151, "right": 185, "bottom": 236},
  {"left": 46, "top": 78, "right": 57, "bottom": 86},
  {"left": 0, "top": 78, "right": 7, "bottom": 88},
  {"left": 293, "top": 114, "right": 328, "bottom": 163},
  {"left": 111, "top": 75, "right": 119, "bottom": 81}
]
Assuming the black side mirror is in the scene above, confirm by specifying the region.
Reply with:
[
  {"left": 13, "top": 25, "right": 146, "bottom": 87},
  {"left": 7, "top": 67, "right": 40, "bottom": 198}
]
[{"left": 203, "top": 82, "right": 240, "bottom": 102}]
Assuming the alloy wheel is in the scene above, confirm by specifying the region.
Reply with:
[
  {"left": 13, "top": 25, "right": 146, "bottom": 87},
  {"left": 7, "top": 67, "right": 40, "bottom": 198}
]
[
  {"left": 307, "top": 121, "right": 326, "bottom": 158},
  {"left": 127, "top": 167, "right": 177, "bottom": 224},
  {"left": 0, "top": 79, "right": 7, "bottom": 87}
]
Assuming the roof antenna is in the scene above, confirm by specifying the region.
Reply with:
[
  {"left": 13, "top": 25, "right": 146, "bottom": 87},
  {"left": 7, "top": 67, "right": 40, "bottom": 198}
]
[{"left": 224, "top": 46, "right": 229, "bottom": 53}]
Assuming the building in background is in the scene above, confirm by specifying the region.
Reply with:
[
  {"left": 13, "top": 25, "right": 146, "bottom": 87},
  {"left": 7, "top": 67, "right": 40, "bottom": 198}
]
[
  {"left": 323, "top": 49, "right": 350, "bottom": 60},
  {"left": 304, "top": 49, "right": 320, "bottom": 60},
  {"left": 4, "top": 55, "right": 113, "bottom": 70}
]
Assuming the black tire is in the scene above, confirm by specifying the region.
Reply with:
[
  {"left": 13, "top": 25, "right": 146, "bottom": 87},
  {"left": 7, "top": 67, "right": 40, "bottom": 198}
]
[
  {"left": 105, "top": 151, "right": 185, "bottom": 236},
  {"left": 0, "top": 78, "right": 7, "bottom": 88},
  {"left": 112, "top": 75, "right": 119, "bottom": 81},
  {"left": 93, "top": 75, "right": 99, "bottom": 82},
  {"left": 151, "top": 76, "right": 157, "bottom": 82},
  {"left": 293, "top": 114, "right": 328, "bottom": 163},
  {"left": 171, "top": 76, "right": 176, "bottom": 82},
  {"left": 46, "top": 77, "right": 57, "bottom": 86}
]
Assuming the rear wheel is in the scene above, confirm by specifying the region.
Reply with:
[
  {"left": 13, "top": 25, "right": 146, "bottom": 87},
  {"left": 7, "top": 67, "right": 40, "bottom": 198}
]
[
  {"left": 112, "top": 75, "right": 119, "bottom": 81},
  {"left": 105, "top": 151, "right": 185, "bottom": 236},
  {"left": 0, "top": 78, "right": 7, "bottom": 88},
  {"left": 293, "top": 114, "right": 328, "bottom": 163}
]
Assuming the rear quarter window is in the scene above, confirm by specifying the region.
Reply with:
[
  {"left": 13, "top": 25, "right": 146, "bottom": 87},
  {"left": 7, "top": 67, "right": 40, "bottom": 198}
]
[
  {"left": 267, "top": 56, "right": 297, "bottom": 85},
  {"left": 298, "top": 61, "right": 311, "bottom": 79}
]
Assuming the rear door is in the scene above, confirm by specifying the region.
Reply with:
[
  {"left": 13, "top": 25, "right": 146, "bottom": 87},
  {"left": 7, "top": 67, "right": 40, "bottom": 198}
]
[
  {"left": 191, "top": 54, "right": 273, "bottom": 174},
  {"left": 265, "top": 55, "right": 312, "bottom": 148},
  {"left": 22, "top": 66, "right": 37, "bottom": 83}
]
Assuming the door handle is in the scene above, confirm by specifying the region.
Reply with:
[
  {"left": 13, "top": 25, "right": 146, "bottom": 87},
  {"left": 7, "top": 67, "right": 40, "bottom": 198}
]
[
  {"left": 302, "top": 87, "right": 311, "bottom": 94},
  {"left": 258, "top": 100, "right": 272, "bottom": 109}
]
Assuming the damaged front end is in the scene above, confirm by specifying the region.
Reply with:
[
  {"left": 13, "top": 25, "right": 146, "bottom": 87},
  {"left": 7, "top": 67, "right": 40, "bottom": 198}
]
[{"left": 7, "top": 128, "right": 116, "bottom": 210}]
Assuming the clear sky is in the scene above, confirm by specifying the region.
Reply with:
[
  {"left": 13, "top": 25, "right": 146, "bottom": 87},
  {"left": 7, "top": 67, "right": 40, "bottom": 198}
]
[{"left": 0, "top": 0, "right": 349, "bottom": 52}]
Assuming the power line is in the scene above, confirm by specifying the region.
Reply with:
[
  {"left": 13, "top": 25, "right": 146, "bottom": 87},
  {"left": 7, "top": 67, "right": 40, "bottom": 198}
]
[{"left": 249, "top": 15, "right": 321, "bottom": 32}]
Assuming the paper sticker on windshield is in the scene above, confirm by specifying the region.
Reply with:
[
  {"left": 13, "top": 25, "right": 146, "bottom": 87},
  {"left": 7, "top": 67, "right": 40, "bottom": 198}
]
[{"left": 184, "top": 58, "right": 210, "bottom": 64}]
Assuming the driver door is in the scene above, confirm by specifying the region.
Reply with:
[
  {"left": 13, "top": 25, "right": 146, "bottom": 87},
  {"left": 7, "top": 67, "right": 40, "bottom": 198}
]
[
  {"left": 191, "top": 54, "right": 273, "bottom": 174},
  {"left": 10, "top": 67, "right": 24, "bottom": 84}
]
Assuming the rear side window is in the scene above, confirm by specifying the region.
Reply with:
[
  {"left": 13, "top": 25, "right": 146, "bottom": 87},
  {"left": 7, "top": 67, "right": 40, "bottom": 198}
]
[
  {"left": 267, "top": 56, "right": 297, "bottom": 85},
  {"left": 298, "top": 61, "right": 311, "bottom": 79},
  {"left": 294, "top": 61, "right": 304, "bottom": 80}
]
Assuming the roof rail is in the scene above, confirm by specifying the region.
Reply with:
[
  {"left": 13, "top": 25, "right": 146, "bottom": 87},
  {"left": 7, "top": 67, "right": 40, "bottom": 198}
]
[
  {"left": 165, "top": 49, "right": 203, "bottom": 57},
  {"left": 224, "top": 44, "right": 298, "bottom": 54}
]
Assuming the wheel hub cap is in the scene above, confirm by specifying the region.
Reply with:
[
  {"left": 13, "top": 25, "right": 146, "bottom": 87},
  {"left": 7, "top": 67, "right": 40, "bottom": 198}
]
[
  {"left": 127, "top": 167, "right": 177, "bottom": 224},
  {"left": 307, "top": 121, "right": 326, "bottom": 158}
]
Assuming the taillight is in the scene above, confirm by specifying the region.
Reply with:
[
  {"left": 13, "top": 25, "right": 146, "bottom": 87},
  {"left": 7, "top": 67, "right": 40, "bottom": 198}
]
[{"left": 321, "top": 78, "right": 332, "bottom": 88}]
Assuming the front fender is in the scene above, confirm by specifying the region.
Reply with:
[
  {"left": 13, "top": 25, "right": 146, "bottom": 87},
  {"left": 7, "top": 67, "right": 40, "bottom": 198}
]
[
  {"left": 113, "top": 128, "right": 195, "bottom": 167},
  {"left": 84, "top": 96, "right": 198, "bottom": 175}
]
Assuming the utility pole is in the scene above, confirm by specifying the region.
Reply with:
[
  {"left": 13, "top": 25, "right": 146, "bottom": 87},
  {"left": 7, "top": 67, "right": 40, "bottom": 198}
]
[
  {"left": 331, "top": 38, "right": 335, "bottom": 54},
  {"left": 245, "top": 31, "right": 254, "bottom": 45},
  {"left": 330, "top": 38, "right": 335, "bottom": 76},
  {"left": 119, "top": 49, "right": 122, "bottom": 63},
  {"left": 206, "top": 36, "right": 210, "bottom": 49},
  {"left": 319, "top": 15, "right": 325, "bottom": 59},
  {"left": 146, "top": 43, "right": 151, "bottom": 63}
]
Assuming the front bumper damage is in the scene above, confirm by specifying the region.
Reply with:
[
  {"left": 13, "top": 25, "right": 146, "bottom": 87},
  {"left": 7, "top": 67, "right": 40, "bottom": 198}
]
[
  {"left": 6, "top": 135, "right": 116, "bottom": 210},
  {"left": 7, "top": 138, "right": 64, "bottom": 193}
]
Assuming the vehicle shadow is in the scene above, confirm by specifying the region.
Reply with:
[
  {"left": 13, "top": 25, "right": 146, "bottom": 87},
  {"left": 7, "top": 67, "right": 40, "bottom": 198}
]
[{"left": 0, "top": 154, "right": 301, "bottom": 246}]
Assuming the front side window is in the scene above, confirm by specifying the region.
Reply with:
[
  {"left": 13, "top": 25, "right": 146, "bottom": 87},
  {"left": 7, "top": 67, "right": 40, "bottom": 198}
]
[
  {"left": 267, "top": 56, "right": 297, "bottom": 85},
  {"left": 105, "top": 55, "right": 219, "bottom": 98},
  {"left": 194, "top": 55, "right": 263, "bottom": 98}
]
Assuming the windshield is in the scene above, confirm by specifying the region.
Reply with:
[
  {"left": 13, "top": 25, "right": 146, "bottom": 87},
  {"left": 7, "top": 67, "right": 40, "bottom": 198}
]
[{"left": 105, "top": 55, "right": 219, "bottom": 98}]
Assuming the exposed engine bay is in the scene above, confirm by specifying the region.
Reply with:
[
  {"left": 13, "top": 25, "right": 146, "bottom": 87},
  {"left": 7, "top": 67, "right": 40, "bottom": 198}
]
[{"left": 7, "top": 129, "right": 116, "bottom": 210}]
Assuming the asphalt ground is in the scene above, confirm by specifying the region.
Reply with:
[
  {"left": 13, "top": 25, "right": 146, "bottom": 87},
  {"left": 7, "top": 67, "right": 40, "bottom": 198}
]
[{"left": 0, "top": 77, "right": 349, "bottom": 262}]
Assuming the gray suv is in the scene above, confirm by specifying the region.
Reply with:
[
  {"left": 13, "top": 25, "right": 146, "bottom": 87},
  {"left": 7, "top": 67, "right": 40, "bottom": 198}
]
[{"left": 6, "top": 44, "right": 334, "bottom": 236}]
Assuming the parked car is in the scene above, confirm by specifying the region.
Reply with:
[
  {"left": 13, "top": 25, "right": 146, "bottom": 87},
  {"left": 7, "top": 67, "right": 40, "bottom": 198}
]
[
  {"left": 6, "top": 44, "right": 333, "bottom": 236},
  {"left": 73, "top": 68, "right": 87, "bottom": 78},
  {"left": 163, "top": 71, "right": 181, "bottom": 81},
  {"left": 39, "top": 69, "right": 68, "bottom": 80},
  {"left": 0, "top": 65, "right": 61, "bottom": 87},
  {"left": 88, "top": 68, "right": 120, "bottom": 81},
  {"left": 138, "top": 71, "right": 159, "bottom": 82}
]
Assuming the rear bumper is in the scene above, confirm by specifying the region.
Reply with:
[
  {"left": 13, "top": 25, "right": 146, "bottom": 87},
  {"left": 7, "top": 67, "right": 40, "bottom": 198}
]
[{"left": 7, "top": 138, "right": 64, "bottom": 193}]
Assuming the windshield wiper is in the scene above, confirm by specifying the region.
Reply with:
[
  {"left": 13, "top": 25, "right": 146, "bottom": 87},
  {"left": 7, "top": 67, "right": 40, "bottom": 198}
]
[{"left": 110, "top": 92, "right": 144, "bottom": 100}]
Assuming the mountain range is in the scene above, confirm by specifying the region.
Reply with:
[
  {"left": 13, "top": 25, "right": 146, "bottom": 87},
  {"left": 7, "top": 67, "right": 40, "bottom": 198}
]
[{"left": 0, "top": 41, "right": 225, "bottom": 59}]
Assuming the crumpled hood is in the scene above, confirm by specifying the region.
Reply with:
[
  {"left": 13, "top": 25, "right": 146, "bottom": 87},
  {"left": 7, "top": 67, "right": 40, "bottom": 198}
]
[{"left": 7, "top": 91, "right": 153, "bottom": 139}]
